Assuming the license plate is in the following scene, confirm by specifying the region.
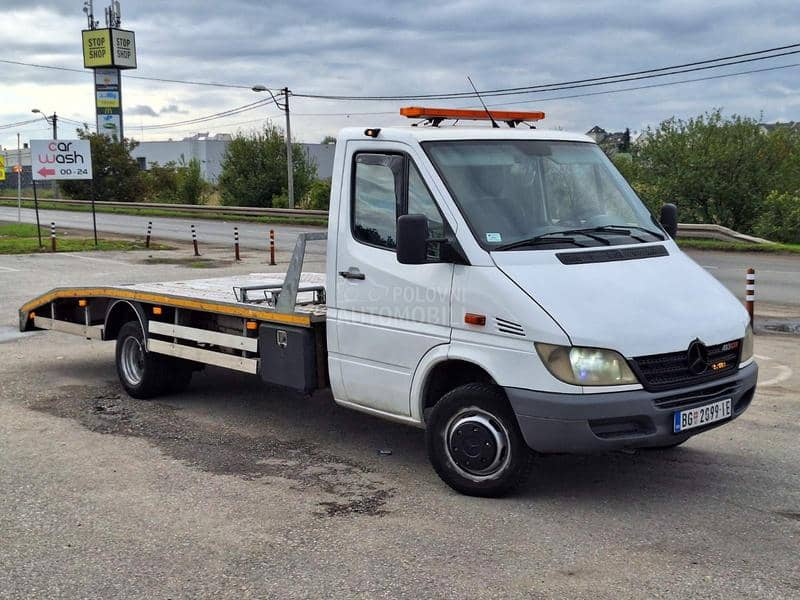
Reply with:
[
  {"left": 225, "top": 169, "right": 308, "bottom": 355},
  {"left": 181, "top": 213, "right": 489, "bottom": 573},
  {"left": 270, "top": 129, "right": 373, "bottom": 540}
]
[{"left": 673, "top": 399, "right": 732, "bottom": 433}]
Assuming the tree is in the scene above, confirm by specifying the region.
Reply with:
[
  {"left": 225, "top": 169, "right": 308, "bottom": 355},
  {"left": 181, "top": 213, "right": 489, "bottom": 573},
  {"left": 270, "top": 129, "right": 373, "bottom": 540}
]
[
  {"left": 175, "top": 158, "right": 206, "bottom": 205},
  {"left": 218, "top": 125, "right": 317, "bottom": 207},
  {"left": 616, "top": 110, "right": 800, "bottom": 233},
  {"left": 60, "top": 129, "right": 146, "bottom": 202}
]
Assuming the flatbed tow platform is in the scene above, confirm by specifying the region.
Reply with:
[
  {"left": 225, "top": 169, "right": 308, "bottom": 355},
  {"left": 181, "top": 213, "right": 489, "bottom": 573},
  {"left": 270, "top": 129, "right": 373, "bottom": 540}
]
[{"left": 19, "top": 267, "right": 329, "bottom": 389}]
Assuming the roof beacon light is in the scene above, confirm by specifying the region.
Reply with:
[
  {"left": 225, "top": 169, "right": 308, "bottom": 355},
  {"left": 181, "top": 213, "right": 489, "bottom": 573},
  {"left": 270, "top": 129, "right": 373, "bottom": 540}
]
[{"left": 400, "top": 106, "right": 545, "bottom": 128}]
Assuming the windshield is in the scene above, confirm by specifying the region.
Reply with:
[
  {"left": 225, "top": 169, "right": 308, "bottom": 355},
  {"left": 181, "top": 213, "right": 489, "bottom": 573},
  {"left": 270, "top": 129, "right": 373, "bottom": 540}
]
[{"left": 423, "top": 140, "right": 660, "bottom": 250}]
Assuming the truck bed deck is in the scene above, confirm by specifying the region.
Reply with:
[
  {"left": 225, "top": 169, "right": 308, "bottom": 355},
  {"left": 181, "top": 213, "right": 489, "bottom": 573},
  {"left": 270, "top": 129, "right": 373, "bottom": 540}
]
[{"left": 19, "top": 272, "right": 327, "bottom": 329}]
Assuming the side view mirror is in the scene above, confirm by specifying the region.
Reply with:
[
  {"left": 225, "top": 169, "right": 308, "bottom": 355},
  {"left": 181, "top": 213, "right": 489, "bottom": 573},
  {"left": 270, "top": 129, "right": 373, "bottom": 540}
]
[
  {"left": 397, "top": 214, "right": 429, "bottom": 264},
  {"left": 660, "top": 203, "right": 678, "bottom": 238}
]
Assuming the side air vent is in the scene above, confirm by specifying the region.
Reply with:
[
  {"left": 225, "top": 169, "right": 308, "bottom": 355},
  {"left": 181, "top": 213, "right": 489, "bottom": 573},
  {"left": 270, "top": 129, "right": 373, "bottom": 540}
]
[{"left": 496, "top": 317, "right": 525, "bottom": 337}]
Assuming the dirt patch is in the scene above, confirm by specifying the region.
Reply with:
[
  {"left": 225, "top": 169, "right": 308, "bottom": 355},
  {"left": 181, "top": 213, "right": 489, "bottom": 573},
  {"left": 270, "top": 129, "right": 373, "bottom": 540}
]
[
  {"left": 142, "top": 257, "right": 232, "bottom": 269},
  {"left": 26, "top": 384, "right": 394, "bottom": 518}
]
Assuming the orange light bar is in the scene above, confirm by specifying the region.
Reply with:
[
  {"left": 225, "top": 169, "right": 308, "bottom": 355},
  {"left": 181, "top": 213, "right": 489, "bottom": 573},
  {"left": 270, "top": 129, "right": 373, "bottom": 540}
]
[
  {"left": 401, "top": 106, "right": 544, "bottom": 122},
  {"left": 464, "top": 313, "right": 487, "bottom": 326}
]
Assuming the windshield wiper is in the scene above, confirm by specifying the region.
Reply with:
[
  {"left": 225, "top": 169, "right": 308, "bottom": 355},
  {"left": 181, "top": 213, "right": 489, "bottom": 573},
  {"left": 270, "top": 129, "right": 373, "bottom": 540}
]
[
  {"left": 589, "top": 225, "right": 666, "bottom": 241},
  {"left": 494, "top": 233, "right": 589, "bottom": 251}
]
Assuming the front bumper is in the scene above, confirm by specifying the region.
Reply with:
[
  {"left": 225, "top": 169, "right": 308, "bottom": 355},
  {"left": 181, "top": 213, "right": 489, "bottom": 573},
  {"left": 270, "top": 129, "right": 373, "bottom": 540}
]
[{"left": 507, "top": 362, "right": 758, "bottom": 453}]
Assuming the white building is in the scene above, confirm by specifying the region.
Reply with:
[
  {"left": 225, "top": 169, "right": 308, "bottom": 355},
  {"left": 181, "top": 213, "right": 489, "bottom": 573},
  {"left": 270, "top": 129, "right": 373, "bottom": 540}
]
[{"left": 131, "top": 136, "right": 336, "bottom": 183}]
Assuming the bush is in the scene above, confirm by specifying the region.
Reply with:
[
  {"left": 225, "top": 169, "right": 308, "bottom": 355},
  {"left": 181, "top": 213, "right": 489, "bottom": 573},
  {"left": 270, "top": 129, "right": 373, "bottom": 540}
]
[
  {"left": 754, "top": 191, "right": 800, "bottom": 243},
  {"left": 618, "top": 110, "right": 800, "bottom": 233},
  {"left": 60, "top": 128, "right": 146, "bottom": 202},
  {"left": 143, "top": 161, "right": 180, "bottom": 203},
  {"left": 300, "top": 179, "right": 331, "bottom": 210},
  {"left": 218, "top": 124, "right": 317, "bottom": 207},
  {"left": 175, "top": 158, "right": 206, "bottom": 205}
]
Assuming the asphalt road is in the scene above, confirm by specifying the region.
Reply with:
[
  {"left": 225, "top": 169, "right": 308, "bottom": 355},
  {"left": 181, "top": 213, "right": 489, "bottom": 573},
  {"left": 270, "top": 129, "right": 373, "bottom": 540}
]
[
  {"left": 0, "top": 250, "right": 798, "bottom": 599},
  {"left": 1, "top": 206, "right": 798, "bottom": 310},
  {"left": 0, "top": 205, "right": 326, "bottom": 257}
]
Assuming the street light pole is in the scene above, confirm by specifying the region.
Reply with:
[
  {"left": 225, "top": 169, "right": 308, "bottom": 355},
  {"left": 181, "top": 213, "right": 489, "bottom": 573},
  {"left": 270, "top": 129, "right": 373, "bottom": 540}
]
[
  {"left": 252, "top": 85, "right": 295, "bottom": 209},
  {"left": 282, "top": 87, "right": 294, "bottom": 209},
  {"left": 32, "top": 108, "right": 58, "bottom": 197}
]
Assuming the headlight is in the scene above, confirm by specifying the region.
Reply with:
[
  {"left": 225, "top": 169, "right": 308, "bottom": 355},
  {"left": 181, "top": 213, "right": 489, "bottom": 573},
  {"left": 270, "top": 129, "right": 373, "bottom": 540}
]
[
  {"left": 535, "top": 343, "right": 638, "bottom": 386},
  {"left": 740, "top": 324, "right": 754, "bottom": 365}
]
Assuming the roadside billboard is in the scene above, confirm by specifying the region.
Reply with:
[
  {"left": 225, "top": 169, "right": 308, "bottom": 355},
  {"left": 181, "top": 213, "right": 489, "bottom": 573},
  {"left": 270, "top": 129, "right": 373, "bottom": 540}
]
[{"left": 30, "top": 139, "right": 93, "bottom": 181}]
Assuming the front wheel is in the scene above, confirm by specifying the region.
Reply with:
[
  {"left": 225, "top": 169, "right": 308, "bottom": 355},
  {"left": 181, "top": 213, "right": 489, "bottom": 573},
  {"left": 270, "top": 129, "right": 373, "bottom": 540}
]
[{"left": 426, "top": 383, "right": 533, "bottom": 497}]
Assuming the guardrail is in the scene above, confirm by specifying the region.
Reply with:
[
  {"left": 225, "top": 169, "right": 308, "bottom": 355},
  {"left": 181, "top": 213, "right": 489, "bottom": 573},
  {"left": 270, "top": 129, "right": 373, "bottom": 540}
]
[
  {"left": 676, "top": 223, "right": 774, "bottom": 245},
  {"left": 0, "top": 195, "right": 774, "bottom": 243},
  {"left": 0, "top": 196, "right": 327, "bottom": 218}
]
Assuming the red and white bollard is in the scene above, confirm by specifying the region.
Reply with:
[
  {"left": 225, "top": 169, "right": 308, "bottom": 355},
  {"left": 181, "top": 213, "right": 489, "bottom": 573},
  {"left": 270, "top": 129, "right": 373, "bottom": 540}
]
[
  {"left": 269, "top": 229, "right": 276, "bottom": 266},
  {"left": 191, "top": 224, "right": 200, "bottom": 256},
  {"left": 745, "top": 268, "right": 755, "bottom": 327},
  {"left": 145, "top": 221, "right": 152, "bottom": 248},
  {"left": 234, "top": 227, "right": 240, "bottom": 261}
]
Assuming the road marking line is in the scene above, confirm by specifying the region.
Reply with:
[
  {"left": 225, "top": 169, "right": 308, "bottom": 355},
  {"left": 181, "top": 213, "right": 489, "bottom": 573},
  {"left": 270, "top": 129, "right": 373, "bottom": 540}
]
[
  {"left": 759, "top": 365, "right": 792, "bottom": 387},
  {"left": 63, "top": 254, "right": 131, "bottom": 266},
  {"left": 701, "top": 265, "right": 720, "bottom": 270},
  {"left": 0, "top": 265, "right": 20, "bottom": 272}
]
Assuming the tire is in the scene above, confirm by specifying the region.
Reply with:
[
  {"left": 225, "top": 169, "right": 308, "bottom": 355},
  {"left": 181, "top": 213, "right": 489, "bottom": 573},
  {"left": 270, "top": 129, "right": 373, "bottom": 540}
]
[
  {"left": 426, "top": 383, "right": 533, "bottom": 497},
  {"left": 115, "top": 320, "right": 191, "bottom": 399}
]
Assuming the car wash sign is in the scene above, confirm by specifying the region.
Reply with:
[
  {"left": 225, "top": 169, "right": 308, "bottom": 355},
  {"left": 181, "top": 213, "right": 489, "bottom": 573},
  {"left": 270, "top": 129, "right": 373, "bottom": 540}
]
[{"left": 30, "top": 139, "right": 93, "bottom": 181}]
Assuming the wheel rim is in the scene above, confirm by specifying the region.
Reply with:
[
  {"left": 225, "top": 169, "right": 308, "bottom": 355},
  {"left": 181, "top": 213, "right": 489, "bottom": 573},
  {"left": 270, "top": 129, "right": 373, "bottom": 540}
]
[
  {"left": 120, "top": 335, "right": 145, "bottom": 386},
  {"left": 445, "top": 408, "right": 511, "bottom": 479}
]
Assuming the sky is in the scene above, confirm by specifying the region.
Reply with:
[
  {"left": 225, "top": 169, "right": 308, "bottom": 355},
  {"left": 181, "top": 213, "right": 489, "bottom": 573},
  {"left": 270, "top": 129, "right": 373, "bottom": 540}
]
[{"left": 1, "top": 0, "right": 799, "bottom": 150}]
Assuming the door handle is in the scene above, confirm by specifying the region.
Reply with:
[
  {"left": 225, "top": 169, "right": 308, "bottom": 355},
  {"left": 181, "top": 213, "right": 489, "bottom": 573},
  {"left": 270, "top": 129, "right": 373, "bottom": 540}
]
[{"left": 339, "top": 268, "right": 366, "bottom": 280}]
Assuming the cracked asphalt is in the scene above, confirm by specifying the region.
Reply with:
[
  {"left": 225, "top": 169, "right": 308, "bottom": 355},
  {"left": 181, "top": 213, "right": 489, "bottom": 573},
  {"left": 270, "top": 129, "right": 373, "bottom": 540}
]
[{"left": 0, "top": 247, "right": 798, "bottom": 599}]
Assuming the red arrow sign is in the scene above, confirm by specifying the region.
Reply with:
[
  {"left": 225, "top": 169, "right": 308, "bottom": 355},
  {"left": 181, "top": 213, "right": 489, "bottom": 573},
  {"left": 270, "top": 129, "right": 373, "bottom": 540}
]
[{"left": 38, "top": 167, "right": 56, "bottom": 178}]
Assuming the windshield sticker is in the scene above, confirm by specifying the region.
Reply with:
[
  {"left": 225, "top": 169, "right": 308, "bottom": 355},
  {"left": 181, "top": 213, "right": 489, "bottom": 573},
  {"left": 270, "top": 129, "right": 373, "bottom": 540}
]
[{"left": 486, "top": 232, "right": 502, "bottom": 243}]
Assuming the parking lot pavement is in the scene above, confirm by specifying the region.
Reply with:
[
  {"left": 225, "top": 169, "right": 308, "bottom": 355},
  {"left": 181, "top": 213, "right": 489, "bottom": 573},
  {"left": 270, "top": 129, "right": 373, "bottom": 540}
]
[{"left": 1, "top": 252, "right": 799, "bottom": 599}]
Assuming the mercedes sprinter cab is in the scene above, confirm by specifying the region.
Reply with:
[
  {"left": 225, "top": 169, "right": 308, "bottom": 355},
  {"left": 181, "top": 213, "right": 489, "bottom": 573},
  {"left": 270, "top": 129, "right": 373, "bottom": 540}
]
[{"left": 327, "top": 107, "right": 757, "bottom": 496}]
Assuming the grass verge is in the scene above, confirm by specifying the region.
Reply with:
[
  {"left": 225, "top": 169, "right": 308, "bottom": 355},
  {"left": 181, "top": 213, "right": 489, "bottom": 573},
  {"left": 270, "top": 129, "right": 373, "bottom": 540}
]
[
  {"left": 677, "top": 238, "right": 800, "bottom": 255},
  {"left": 0, "top": 199, "right": 328, "bottom": 228},
  {"left": 0, "top": 222, "right": 169, "bottom": 254}
]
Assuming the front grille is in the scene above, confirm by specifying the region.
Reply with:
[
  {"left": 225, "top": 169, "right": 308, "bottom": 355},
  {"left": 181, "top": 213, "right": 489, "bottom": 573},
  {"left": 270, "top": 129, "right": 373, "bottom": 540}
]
[
  {"left": 653, "top": 382, "right": 740, "bottom": 410},
  {"left": 632, "top": 340, "right": 741, "bottom": 391}
]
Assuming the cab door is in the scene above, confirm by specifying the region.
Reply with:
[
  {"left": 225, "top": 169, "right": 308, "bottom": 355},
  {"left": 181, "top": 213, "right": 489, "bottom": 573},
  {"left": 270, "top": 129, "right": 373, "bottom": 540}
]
[{"left": 331, "top": 142, "right": 452, "bottom": 416}]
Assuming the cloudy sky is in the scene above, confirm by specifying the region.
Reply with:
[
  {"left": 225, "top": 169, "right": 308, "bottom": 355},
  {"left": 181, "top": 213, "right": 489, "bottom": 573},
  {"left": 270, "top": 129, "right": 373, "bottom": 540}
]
[{"left": 1, "top": 1, "right": 799, "bottom": 150}]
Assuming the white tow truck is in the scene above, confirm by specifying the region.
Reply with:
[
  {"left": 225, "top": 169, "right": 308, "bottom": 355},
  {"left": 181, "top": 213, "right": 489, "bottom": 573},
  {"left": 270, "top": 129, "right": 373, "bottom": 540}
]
[{"left": 19, "top": 107, "right": 757, "bottom": 496}]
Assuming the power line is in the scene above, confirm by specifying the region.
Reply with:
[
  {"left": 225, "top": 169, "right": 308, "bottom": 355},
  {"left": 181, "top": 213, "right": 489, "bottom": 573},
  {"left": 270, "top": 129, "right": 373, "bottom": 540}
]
[
  {"left": 0, "top": 58, "right": 278, "bottom": 91},
  {"left": 0, "top": 118, "right": 42, "bottom": 130},
  {"left": 3, "top": 42, "right": 799, "bottom": 101},
  {"left": 481, "top": 61, "right": 800, "bottom": 108},
  {"left": 137, "top": 99, "right": 275, "bottom": 130},
  {"left": 294, "top": 46, "right": 800, "bottom": 100}
]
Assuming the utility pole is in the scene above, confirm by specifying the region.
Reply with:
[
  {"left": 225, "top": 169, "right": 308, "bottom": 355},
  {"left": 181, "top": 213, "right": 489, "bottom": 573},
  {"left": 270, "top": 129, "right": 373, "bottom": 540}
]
[
  {"left": 51, "top": 112, "right": 58, "bottom": 140},
  {"left": 17, "top": 133, "right": 22, "bottom": 222},
  {"left": 283, "top": 87, "right": 294, "bottom": 209},
  {"left": 252, "top": 84, "right": 295, "bottom": 209}
]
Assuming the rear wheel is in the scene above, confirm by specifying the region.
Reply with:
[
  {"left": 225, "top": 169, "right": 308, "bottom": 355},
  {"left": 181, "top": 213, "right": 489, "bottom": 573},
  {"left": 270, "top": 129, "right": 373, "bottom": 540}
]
[
  {"left": 115, "top": 321, "right": 192, "bottom": 399},
  {"left": 426, "top": 383, "right": 533, "bottom": 497}
]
